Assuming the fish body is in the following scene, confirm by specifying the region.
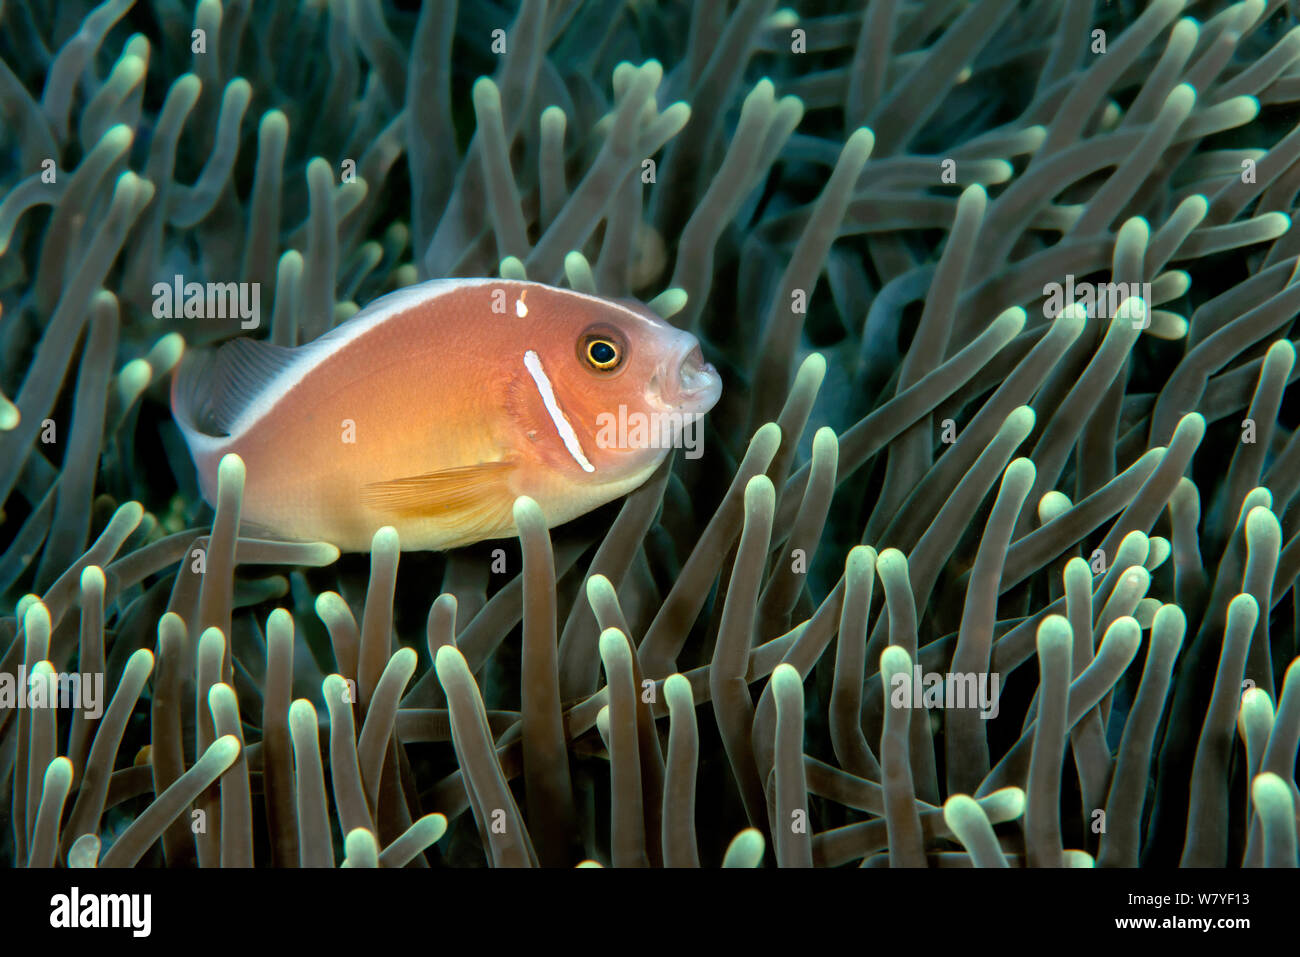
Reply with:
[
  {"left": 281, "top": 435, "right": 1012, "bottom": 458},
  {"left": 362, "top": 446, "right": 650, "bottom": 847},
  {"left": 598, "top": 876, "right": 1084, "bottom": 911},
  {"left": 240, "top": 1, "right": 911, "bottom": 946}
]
[{"left": 172, "top": 279, "right": 721, "bottom": 551}]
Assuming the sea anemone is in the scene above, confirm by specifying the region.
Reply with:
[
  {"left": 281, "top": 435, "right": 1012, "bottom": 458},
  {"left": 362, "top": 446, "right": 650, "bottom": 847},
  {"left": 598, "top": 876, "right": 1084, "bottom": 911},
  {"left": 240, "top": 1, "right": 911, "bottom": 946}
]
[{"left": 1, "top": 0, "right": 1299, "bottom": 868}]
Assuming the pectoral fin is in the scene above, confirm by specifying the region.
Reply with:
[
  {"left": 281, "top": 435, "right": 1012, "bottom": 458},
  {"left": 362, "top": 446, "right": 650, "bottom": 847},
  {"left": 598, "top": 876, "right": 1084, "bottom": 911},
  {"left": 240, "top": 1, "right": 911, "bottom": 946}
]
[{"left": 360, "top": 461, "right": 518, "bottom": 532}]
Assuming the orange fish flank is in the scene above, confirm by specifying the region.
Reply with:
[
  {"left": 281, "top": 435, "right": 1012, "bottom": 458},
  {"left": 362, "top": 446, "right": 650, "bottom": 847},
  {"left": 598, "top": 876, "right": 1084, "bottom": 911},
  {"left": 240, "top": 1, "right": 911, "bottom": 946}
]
[{"left": 171, "top": 279, "right": 722, "bottom": 551}]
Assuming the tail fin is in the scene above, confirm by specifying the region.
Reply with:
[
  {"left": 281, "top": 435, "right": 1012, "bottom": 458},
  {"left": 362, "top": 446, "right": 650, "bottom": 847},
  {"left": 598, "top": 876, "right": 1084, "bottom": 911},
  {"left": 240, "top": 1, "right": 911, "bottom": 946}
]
[
  {"left": 170, "top": 347, "right": 230, "bottom": 504},
  {"left": 171, "top": 337, "right": 301, "bottom": 498},
  {"left": 171, "top": 348, "right": 226, "bottom": 449},
  {"left": 174, "top": 334, "right": 298, "bottom": 424}
]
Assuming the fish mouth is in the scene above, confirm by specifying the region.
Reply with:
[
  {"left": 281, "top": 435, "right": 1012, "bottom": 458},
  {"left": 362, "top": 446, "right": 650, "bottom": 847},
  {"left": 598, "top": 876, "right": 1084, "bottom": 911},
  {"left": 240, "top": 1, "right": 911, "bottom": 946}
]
[{"left": 654, "top": 343, "right": 722, "bottom": 411}]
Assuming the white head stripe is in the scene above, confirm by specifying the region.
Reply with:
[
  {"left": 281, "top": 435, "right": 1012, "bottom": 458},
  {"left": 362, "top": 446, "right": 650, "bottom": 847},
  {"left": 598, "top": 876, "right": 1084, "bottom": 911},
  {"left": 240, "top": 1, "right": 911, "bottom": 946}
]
[{"left": 523, "top": 350, "right": 596, "bottom": 473}]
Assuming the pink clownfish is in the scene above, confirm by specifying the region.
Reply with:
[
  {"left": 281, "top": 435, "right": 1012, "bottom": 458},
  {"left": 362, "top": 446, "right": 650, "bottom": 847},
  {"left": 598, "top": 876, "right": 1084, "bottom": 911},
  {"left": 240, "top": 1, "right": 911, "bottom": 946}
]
[{"left": 171, "top": 279, "right": 722, "bottom": 551}]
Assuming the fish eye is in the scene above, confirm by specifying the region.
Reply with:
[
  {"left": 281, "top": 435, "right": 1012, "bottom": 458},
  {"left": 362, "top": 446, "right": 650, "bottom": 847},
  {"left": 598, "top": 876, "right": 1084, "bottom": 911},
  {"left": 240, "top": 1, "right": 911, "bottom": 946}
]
[{"left": 583, "top": 336, "right": 622, "bottom": 371}]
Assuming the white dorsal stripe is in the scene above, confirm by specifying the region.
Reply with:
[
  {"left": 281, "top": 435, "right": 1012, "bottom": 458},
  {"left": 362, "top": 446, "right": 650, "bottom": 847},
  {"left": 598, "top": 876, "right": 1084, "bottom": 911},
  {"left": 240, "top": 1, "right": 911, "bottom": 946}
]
[
  {"left": 205, "top": 278, "right": 665, "bottom": 438},
  {"left": 523, "top": 349, "right": 596, "bottom": 473},
  {"left": 217, "top": 278, "right": 501, "bottom": 436}
]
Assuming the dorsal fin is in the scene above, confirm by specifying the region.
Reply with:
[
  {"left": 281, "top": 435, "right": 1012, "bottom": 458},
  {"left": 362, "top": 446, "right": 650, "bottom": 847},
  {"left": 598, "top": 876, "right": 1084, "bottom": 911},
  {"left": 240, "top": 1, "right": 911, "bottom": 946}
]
[{"left": 173, "top": 338, "right": 302, "bottom": 437}]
